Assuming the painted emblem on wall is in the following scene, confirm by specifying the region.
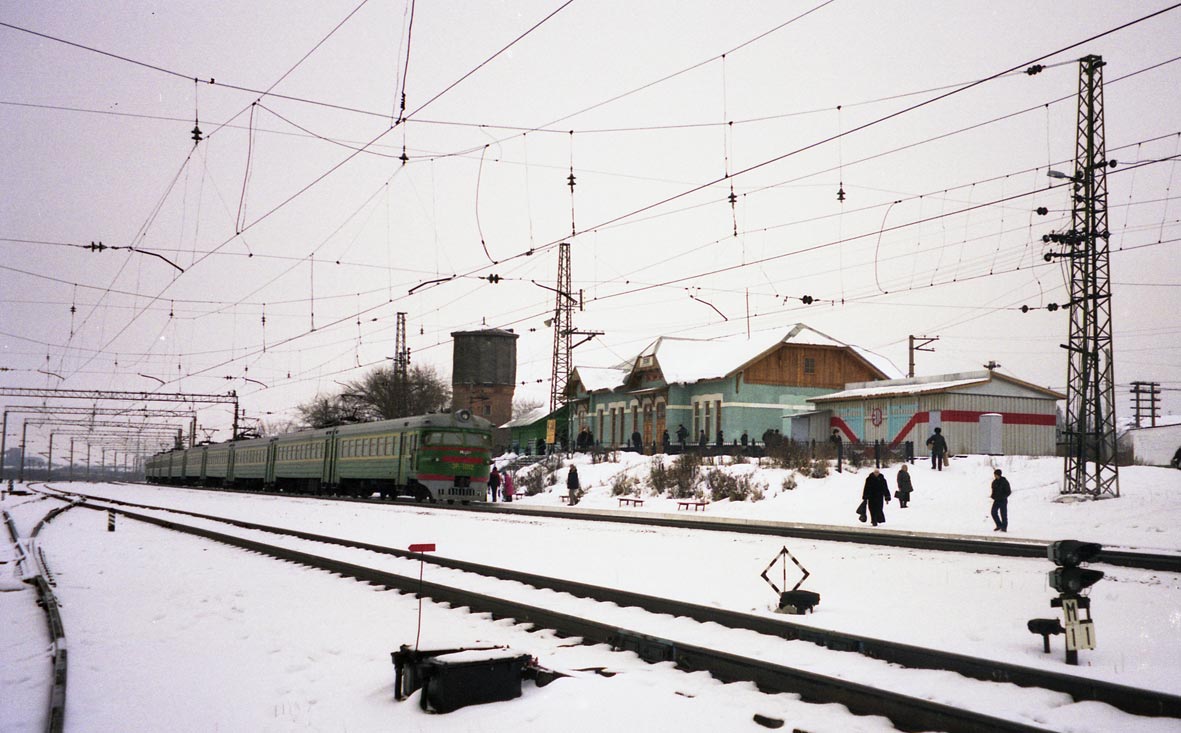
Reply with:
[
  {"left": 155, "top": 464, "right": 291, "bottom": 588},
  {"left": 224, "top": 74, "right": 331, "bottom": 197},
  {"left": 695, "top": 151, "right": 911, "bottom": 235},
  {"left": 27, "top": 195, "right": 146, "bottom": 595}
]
[{"left": 870, "top": 407, "right": 883, "bottom": 427}]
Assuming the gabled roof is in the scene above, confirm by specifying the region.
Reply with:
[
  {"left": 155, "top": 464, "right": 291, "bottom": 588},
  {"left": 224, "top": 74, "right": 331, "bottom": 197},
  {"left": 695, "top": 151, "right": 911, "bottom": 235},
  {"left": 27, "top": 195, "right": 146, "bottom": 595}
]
[
  {"left": 500, "top": 404, "right": 565, "bottom": 429},
  {"left": 571, "top": 324, "right": 901, "bottom": 392},
  {"left": 808, "top": 370, "right": 1065, "bottom": 403},
  {"left": 568, "top": 365, "right": 631, "bottom": 394}
]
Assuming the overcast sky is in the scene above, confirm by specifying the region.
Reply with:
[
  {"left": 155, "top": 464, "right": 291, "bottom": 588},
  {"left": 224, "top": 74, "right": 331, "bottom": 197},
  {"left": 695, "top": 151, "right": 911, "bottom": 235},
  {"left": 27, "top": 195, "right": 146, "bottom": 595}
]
[{"left": 2, "top": 1, "right": 1179, "bottom": 449}]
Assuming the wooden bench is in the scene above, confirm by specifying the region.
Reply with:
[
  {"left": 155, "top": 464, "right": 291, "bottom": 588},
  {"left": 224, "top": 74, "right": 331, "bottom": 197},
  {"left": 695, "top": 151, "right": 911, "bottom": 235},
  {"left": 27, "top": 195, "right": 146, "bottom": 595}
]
[
  {"left": 617, "top": 497, "right": 645, "bottom": 508},
  {"left": 677, "top": 500, "right": 708, "bottom": 511}
]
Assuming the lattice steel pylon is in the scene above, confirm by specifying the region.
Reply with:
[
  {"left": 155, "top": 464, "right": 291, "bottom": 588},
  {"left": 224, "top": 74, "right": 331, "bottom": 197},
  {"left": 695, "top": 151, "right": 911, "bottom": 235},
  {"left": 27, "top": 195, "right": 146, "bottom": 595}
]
[
  {"left": 1058, "top": 55, "right": 1119, "bottom": 498},
  {"left": 393, "top": 311, "right": 409, "bottom": 417},
  {"left": 549, "top": 243, "right": 573, "bottom": 412}
]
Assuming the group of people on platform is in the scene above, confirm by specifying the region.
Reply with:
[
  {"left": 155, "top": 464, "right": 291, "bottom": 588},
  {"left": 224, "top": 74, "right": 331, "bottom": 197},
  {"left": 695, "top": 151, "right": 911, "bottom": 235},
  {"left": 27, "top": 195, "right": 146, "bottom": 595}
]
[
  {"left": 857, "top": 426, "right": 1012, "bottom": 532},
  {"left": 486, "top": 466, "right": 515, "bottom": 503}
]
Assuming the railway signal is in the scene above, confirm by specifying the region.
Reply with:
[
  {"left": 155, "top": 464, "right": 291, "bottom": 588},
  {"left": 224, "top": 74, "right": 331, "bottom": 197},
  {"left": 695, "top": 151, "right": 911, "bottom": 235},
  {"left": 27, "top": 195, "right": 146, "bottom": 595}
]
[{"left": 1032, "top": 539, "right": 1102, "bottom": 665}]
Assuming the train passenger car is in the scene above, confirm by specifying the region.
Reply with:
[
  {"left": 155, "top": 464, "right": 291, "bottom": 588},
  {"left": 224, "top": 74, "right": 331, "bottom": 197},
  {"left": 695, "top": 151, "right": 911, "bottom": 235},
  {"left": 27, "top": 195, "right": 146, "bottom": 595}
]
[
  {"left": 333, "top": 410, "right": 492, "bottom": 502},
  {"left": 166, "top": 449, "right": 186, "bottom": 485},
  {"left": 144, "top": 452, "right": 166, "bottom": 483},
  {"left": 204, "top": 442, "right": 232, "bottom": 487},
  {"left": 183, "top": 444, "right": 205, "bottom": 484},
  {"left": 270, "top": 427, "right": 333, "bottom": 493},
  {"left": 231, "top": 437, "right": 270, "bottom": 490}
]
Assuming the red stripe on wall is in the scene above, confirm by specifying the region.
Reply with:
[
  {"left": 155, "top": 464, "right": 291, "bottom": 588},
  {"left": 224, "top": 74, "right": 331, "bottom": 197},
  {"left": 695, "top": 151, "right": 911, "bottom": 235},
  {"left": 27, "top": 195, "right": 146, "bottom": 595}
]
[{"left": 832, "top": 409, "right": 1053, "bottom": 448}]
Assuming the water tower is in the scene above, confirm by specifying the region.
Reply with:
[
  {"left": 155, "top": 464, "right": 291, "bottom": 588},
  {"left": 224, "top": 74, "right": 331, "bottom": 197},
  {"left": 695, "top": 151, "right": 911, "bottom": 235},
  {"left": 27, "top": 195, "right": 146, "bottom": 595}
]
[{"left": 451, "top": 328, "right": 518, "bottom": 448}]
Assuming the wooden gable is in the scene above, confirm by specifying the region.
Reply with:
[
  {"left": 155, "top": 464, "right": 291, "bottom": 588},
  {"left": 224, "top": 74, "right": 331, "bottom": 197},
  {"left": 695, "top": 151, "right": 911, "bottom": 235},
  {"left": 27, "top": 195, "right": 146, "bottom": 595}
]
[{"left": 743, "top": 343, "right": 882, "bottom": 389}]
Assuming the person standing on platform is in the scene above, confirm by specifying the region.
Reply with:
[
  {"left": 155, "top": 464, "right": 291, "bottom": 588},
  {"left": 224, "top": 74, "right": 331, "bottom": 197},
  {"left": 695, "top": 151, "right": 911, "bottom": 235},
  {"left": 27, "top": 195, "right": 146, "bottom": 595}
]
[
  {"left": 662, "top": 429, "right": 671, "bottom": 453},
  {"left": 676, "top": 424, "right": 688, "bottom": 450},
  {"left": 566, "top": 465, "right": 580, "bottom": 506},
  {"left": 488, "top": 466, "right": 501, "bottom": 502},
  {"left": 990, "top": 468, "right": 1011, "bottom": 532},
  {"left": 503, "top": 471, "right": 515, "bottom": 502},
  {"left": 926, "top": 427, "right": 948, "bottom": 470},
  {"left": 895, "top": 464, "right": 913, "bottom": 508}
]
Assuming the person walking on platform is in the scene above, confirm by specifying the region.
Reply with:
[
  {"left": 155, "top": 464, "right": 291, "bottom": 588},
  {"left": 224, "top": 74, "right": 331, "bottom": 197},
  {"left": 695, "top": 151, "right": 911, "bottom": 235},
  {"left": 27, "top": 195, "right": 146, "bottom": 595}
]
[
  {"left": 862, "top": 467, "right": 891, "bottom": 526},
  {"left": 895, "top": 464, "right": 913, "bottom": 508},
  {"left": 990, "top": 468, "right": 1011, "bottom": 532},
  {"left": 926, "top": 427, "right": 948, "bottom": 470}
]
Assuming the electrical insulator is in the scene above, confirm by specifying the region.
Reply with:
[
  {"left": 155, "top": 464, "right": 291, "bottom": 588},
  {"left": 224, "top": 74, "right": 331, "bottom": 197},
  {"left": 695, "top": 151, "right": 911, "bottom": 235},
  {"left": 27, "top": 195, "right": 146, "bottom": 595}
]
[{"left": 1036, "top": 207, "right": 1049, "bottom": 215}]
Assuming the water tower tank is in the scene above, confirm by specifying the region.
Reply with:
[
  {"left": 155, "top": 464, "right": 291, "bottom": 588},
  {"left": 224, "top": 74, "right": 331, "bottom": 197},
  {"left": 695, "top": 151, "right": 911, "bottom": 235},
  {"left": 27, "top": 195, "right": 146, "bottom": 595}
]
[{"left": 451, "top": 329, "right": 518, "bottom": 446}]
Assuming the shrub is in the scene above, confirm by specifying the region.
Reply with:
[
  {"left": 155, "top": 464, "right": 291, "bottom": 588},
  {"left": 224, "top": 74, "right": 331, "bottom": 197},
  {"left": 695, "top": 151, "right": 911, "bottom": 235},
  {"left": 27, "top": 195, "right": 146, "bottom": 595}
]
[
  {"left": 706, "top": 469, "right": 767, "bottom": 502},
  {"left": 648, "top": 456, "right": 671, "bottom": 495},
  {"left": 782, "top": 474, "right": 797, "bottom": 491},
  {"left": 810, "top": 460, "right": 829, "bottom": 479},
  {"left": 522, "top": 466, "right": 548, "bottom": 496},
  {"left": 611, "top": 472, "right": 639, "bottom": 496},
  {"left": 669, "top": 452, "right": 701, "bottom": 499}
]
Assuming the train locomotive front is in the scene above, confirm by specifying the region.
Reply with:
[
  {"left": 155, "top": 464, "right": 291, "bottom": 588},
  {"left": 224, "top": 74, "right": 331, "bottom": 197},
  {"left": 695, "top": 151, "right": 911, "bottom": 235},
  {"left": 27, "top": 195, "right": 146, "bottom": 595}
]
[{"left": 409, "top": 410, "right": 493, "bottom": 502}]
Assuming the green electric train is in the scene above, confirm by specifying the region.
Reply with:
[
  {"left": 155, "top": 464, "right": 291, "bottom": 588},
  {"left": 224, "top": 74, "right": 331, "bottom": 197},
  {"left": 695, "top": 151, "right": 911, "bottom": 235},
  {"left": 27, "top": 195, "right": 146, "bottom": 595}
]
[{"left": 144, "top": 411, "right": 493, "bottom": 503}]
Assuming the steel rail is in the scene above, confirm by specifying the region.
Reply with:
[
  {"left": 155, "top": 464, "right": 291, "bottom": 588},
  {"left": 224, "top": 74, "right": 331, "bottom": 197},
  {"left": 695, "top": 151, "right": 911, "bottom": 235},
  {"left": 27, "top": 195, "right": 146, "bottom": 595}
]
[
  {"left": 3, "top": 503, "right": 69, "bottom": 733},
  {"left": 47, "top": 487, "right": 1181, "bottom": 720},
  {"left": 76, "top": 500, "right": 1061, "bottom": 733},
  {"left": 123, "top": 480, "right": 1181, "bottom": 573}
]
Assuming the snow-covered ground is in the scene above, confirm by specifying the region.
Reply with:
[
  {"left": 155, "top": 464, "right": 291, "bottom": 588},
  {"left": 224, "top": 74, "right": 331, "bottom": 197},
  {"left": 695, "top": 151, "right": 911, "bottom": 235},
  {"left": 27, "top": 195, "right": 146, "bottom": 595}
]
[{"left": 2, "top": 453, "right": 1180, "bottom": 732}]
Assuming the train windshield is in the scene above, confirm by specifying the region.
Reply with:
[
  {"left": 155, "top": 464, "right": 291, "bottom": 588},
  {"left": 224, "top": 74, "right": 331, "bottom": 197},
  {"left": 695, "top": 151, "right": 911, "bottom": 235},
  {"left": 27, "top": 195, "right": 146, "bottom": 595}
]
[{"left": 423, "top": 430, "right": 490, "bottom": 448}]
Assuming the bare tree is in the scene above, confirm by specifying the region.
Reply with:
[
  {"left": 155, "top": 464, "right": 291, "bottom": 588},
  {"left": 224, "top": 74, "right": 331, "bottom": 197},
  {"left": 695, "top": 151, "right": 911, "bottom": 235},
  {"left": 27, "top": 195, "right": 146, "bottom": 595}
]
[
  {"left": 513, "top": 397, "right": 545, "bottom": 419},
  {"left": 297, "top": 364, "right": 451, "bottom": 428}
]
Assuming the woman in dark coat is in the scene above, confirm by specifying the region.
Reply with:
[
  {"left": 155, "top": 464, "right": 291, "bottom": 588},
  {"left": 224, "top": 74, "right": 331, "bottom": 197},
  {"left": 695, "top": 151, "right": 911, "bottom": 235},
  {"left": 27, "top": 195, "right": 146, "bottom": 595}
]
[
  {"left": 862, "top": 468, "right": 891, "bottom": 526},
  {"left": 895, "top": 464, "right": 912, "bottom": 508}
]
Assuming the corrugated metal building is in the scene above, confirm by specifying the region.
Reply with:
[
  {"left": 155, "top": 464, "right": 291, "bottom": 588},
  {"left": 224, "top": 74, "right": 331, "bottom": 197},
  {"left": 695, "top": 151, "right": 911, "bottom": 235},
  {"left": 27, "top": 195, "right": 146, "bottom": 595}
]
[{"left": 807, "top": 370, "right": 1063, "bottom": 457}]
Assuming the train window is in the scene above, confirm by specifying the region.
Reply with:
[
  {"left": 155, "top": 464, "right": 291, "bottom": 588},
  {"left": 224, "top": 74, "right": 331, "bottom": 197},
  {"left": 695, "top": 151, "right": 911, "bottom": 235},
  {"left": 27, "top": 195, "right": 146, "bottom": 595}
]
[{"left": 464, "top": 432, "right": 490, "bottom": 447}]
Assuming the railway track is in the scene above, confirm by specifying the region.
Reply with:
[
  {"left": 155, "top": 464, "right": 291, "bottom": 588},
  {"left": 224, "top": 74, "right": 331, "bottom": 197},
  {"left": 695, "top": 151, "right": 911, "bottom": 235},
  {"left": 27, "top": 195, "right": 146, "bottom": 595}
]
[
  {"left": 120, "top": 480, "right": 1181, "bottom": 573},
  {"left": 3, "top": 491, "right": 73, "bottom": 733},
  {"left": 43, "top": 485, "right": 1181, "bottom": 730}
]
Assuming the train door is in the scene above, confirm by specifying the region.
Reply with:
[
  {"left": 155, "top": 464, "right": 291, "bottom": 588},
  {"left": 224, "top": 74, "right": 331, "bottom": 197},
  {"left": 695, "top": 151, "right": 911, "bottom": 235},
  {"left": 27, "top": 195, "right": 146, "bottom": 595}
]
[
  {"left": 325, "top": 431, "right": 339, "bottom": 492},
  {"left": 392, "top": 432, "right": 405, "bottom": 487},
  {"left": 265, "top": 438, "right": 278, "bottom": 488},
  {"left": 320, "top": 433, "right": 334, "bottom": 490}
]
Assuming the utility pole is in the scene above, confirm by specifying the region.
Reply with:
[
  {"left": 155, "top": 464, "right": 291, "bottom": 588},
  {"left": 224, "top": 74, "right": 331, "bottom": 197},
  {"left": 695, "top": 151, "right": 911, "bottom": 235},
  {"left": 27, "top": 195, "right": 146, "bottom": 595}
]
[
  {"left": 1129, "top": 381, "right": 1160, "bottom": 428},
  {"left": 1047, "top": 55, "right": 1119, "bottom": 498},
  {"left": 908, "top": 335, "right": 938, "bottom": 378}
]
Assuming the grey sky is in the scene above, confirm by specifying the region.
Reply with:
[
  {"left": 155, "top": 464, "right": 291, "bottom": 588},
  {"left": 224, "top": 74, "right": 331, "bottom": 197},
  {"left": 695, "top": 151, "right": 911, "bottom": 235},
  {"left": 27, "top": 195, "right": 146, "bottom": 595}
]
[{"left": 2, "top": 1, "right": 1179, "bottom": 448}]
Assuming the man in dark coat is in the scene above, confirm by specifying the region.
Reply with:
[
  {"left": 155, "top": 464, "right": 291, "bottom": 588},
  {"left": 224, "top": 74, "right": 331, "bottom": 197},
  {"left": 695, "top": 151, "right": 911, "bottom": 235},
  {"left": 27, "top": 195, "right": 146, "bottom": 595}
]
[
  {"left": 662, "top": 429, "right": 671, "bottom": 453},
  {"left": 676, "top": 424, "right": 688, "bottom": 449},
  {"left": 567, "top": 465, "right": 580, "bottom": 505},
  {"left": 488, "top": 466, "right": 501, "bottom": 502},
  {"left": 990, "top": 468, "right": 1011, "bottom": 532},
  {"left": 926, "top": 427, "right": 948, "bottom": 470},
  {"left": 698, "top": 430, "right": 707, "bottom": 449},
  {"left": 895, "top": 464, "right": 913, "bottom": 508},
  {"left": 631, "top": 430, "right": 643, "bottom": 452},
  {"left": 740, "top": 430, "right": 749, "bottom": 447},
  {"left": 862, "top": 468, "right": 891, "bottom": 526}
]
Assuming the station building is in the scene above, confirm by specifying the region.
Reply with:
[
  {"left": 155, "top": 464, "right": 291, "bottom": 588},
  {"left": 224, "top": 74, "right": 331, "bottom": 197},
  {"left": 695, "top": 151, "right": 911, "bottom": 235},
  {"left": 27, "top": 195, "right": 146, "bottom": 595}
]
[
  {"left": 563, "top": 324, "right": 899, "bottom": 450},
  {"left": 806, "top": 370, "right": 1064, "bottom": 456}
]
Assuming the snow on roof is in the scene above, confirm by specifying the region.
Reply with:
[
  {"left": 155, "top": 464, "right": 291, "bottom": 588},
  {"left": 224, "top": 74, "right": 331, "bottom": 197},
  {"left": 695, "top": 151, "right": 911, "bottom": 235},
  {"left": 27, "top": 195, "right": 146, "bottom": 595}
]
[
  {"left": 573, "top": 324, "right": 896, "bottom": 388},
  {"left": 501, "top": 405, "right": 551, "bottom": 429},
  {"left": 572, "top": 365, "right": 630, "bottom": 393},
  {"left": 808, "top": 370, "right": 1063, "bottom": 402},
  {"left": 809, "top": 376, "right": 991, "bottom": 402}
]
